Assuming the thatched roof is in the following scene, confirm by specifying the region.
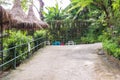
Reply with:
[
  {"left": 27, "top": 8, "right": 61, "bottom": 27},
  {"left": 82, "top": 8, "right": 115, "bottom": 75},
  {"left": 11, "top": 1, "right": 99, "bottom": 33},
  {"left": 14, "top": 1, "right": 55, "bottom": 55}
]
[
  {"left": 9, "top": 0, "right": 41, "bottom": 31},
  {"left": 27, "top": 4, "right": 48, "bottom": 29},
  {"left": 9, "top": 0, "right": 27, "bottom": 23},
  {"left": 0, "top": 6, "right": 12, "bottom": 24},
  {"left": 26, "top": 4, "right": 42, "bottom": 29},
  {"left": 0, "top": 6, "right": 12, "bottom": 30}
]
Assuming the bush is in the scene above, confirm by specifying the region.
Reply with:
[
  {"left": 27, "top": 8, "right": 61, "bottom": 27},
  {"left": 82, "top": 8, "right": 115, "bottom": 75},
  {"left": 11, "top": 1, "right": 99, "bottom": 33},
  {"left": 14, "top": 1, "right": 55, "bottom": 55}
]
[
  {"left": 98, "top": 27, "right": 120, "bottom": 59},
  {"left": 79, "top": 21, "right": 105, "bottom": 44},
  {"left": 3, "top": 30, "right": 33, "bottom": 68},
  {"left": 34, "top": 30, "right": 47, "bottom": 48},
  {"left": 34, "top": 30, "right": 47, "bottom": 39},
  {"left": 103, "top": 39, "right": 120, "bottom": 59},
  {"left": 81, "top": 36, "right": 96, "bottom": 44}
]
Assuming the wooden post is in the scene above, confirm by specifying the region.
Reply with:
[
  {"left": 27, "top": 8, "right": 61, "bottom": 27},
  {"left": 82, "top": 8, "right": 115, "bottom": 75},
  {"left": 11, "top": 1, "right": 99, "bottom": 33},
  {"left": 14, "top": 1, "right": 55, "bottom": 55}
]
[{"left": 0, "top": 6, "right": 3, "bottom": 71}]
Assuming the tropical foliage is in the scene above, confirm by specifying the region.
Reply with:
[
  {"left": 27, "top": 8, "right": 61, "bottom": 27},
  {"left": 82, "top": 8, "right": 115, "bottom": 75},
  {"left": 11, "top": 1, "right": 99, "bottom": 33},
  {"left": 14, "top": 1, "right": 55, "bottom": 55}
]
[
  {"left": 64, "top": 0, "right": 120, "bottom": 59},
  {"left": 43, "top": 3, "right": 65, "bottom": 21},
  {"left": 3, "top": 30, "right": 32, "bottom": 68},
  {"left": 2, "top": 29, "right": 47, "bottom": 69},
  {"left": 1, "top": 0, "right": 120, "bottom": 63}
]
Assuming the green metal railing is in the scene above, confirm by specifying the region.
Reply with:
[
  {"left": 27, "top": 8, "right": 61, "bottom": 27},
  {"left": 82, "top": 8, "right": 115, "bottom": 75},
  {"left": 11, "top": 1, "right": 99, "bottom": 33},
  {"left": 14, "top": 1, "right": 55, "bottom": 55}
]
[{"left": 0, "top": 37, "right": 46, "bottom": 71}]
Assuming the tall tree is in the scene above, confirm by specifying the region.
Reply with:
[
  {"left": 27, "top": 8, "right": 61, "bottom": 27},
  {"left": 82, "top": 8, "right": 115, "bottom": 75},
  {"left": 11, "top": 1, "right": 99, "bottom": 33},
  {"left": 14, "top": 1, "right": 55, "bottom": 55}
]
[{"left": 68, "top": 0, "right": 115, "bottom": 27}]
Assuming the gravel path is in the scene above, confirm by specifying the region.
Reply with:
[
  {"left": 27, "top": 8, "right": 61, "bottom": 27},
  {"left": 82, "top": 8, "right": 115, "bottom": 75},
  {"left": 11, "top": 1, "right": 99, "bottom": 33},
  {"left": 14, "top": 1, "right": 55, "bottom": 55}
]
[{"left": 1, "top": 43, "right": 120, "bottom": 80}]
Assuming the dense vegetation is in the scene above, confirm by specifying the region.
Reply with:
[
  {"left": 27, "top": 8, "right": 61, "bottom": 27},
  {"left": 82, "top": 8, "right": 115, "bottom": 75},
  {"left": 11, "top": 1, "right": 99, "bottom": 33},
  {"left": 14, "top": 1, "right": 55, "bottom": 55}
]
[
  {"left": 0, "top": 0, "right": 47, "bottom": 69},
  {"left": 67, "top": 0, "right": 120, "bottom": 59},
  {"left": 1, "top": 0, "right": 120, "bottom": 68},
  {"left": 2, "top": 30, "right": 47, "bottom": 69},
  {"left": 43, "top": 0, "right": 104, "bottom": 44},
  {"left": 43, "top": 0, "right": 120, "bottom": 59}
]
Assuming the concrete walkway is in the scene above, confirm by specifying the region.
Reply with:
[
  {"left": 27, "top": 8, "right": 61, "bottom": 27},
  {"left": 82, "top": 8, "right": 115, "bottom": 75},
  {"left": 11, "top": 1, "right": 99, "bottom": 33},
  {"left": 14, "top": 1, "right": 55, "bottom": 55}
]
[{"left": 1, "top": 43, "right": 120, "bottom": 80}]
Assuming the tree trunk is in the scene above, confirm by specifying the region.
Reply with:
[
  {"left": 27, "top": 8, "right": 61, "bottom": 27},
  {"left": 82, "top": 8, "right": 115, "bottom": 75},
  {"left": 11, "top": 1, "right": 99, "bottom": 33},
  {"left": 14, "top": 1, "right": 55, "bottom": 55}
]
[{"left": 38, "top": 0, "right": 44, "bottom": 20}]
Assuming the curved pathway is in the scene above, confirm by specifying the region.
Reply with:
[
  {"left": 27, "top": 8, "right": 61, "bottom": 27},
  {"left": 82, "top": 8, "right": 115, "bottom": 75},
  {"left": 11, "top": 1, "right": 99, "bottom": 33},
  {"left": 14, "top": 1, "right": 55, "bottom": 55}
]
[{"left": 1, "top": 43, "right": 120, "bottom": 80}]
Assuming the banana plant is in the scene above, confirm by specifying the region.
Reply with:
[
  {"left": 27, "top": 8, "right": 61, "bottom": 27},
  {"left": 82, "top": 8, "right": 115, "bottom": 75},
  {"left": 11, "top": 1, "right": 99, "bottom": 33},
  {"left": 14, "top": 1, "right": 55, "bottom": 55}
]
[
  {"left": 43, "top": 2, "right": 65, "bottom": 21},
  {"left": 67, "top": 0, "right": 115, "bottom": 27}
]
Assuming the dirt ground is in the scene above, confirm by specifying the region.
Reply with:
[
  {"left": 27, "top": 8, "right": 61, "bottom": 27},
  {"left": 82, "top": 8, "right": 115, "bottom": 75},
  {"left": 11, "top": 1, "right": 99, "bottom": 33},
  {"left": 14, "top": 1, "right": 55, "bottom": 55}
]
[{"left": 1, "top": 43, "right": 120, "bottom": 80}]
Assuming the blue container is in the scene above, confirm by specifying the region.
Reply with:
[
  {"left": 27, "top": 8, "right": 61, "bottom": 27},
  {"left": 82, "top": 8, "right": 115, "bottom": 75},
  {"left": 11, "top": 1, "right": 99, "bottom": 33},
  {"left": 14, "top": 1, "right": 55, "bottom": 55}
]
[{"left": 52, "top": 41, "right": 61, "bottom": 45}]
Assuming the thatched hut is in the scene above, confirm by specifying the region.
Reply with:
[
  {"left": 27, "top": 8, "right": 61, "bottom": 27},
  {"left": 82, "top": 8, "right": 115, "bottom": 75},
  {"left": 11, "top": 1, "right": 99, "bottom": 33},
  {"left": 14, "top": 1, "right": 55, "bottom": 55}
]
[
  {"left": 0, "top": 6, "right": 12, "bottom": 31},
  {"left": 9, "top": 0, "right": 41, "bottom": 31},
  {"left": 27, "top": 4, "right": 48, "bottom": 29},
  {"left": 26, "top": 4, "right": 43, "bottom": 30}
]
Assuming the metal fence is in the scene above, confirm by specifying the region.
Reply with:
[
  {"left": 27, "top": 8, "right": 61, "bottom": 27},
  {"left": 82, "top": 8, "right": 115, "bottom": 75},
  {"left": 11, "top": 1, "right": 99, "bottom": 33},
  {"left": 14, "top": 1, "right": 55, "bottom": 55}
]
[{"left": 0, "top": 37, "right": 46, "bottom": 71}]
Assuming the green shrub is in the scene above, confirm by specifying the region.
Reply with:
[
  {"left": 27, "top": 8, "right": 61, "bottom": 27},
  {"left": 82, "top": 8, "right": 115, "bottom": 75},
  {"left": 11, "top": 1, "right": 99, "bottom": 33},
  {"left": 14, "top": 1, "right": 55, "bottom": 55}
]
[
  {"left": 99, "top": 27, "right": 120, "bottom": 59},
  {"left": 34, "top": 30, "right": 47, "bottom": 48},
  {"left": 79, "top": 21, "right": 105, "bottom": 44},
  {"left": 34, "top": 30, "right": 47, "bottom": 39},
  {"left": 103, "top": 39, "right": 120, "bottom": 59},
  {"left": 81, "top": 36, "right": 96, "bottom": 44},
  {"left": 3, "top": 30, "right": 33, "bottom": 68},
  {"left": 98, "top": 28, "right": 112, "bottom": 41}
]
